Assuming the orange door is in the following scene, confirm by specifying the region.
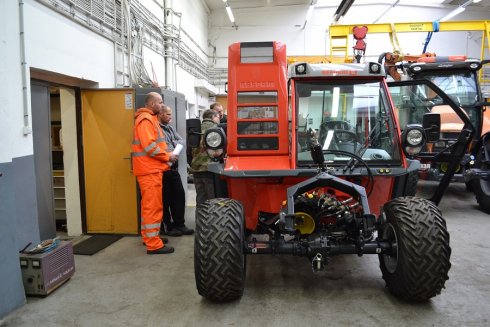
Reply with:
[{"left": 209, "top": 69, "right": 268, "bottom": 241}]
[{"left": 81, "top": 89, "right": 138, "bottom": 234}]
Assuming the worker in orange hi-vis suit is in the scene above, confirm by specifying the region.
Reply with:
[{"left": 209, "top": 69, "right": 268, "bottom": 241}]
[{"left": 132, "top": 92, "right": 177, "bottom": 254}]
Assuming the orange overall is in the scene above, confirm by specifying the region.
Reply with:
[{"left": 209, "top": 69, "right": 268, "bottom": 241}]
[{"left": 132, "top": 108, "right": 170, "bottom": 250}]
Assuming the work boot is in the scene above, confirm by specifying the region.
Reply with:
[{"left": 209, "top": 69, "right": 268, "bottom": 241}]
[
  {"left": 165, "top": 228, "right": 183, "bottom": 237},
  {"left": 147, "top": 246, "right": 174, "bottom": 255},
  {"left": 142, "top": 237, "right": 168, "bottom": 246},
  {"left": 175, "top": 225, "right": 194, "bottom": 235}
]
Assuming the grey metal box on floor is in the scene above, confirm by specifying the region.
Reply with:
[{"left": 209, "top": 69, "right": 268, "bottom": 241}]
[{"left": 19, "top": 241, "right": 75, "bottom": 296}]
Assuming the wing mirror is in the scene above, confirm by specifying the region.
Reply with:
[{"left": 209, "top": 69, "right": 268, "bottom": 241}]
[{"left": 422, "top": 113, "right": 440, "bottom": 143}]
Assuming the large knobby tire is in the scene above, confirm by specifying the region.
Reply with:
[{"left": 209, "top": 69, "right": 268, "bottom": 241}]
[
  {"left": 194, "top": 198, "right": 246, "bottom": 301},
  {"left": 471, "top": 151, "right": 490, "bottom": 213},
  {"left": 379, "top": 196, "right": 451, "bottom": 302},
  {"left": 404, "top": 171, "right": 419, "bottom": 196}
]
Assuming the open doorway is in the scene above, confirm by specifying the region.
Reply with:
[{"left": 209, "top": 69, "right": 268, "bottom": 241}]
[{"left": 49, "top": 87, "right": 66, "bottom": 231}]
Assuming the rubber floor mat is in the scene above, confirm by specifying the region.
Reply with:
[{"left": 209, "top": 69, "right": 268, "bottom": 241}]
[{"left": 73, "top": 235, "right": 123, "bottom": 255}]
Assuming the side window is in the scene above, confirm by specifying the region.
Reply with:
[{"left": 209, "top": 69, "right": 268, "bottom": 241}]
[{"left": 236, "top": 91, "right": 280, "bottom": 150}]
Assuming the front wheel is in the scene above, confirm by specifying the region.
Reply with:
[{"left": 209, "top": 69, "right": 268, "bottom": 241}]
[
  {"left": 472, "top": 150, "right": 490, "bottom": 213},
  {"left": 379, "top": 196, "right": 451, "bottom": 302},
  {"left": 194, "top": 198, "right": 246, "bottom": 301}
]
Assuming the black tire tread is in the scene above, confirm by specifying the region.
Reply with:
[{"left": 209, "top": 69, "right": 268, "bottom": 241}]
[
  {"left": 404, "top": 170, "right": 419, "bottom": 196},
  {"left": 380, "top": 196, "right": 451, "bottom": 302},
  {"left": 194, "top": 198, "right": 245, "bottom": 301},
  {"left": 472, "top": 151, "right": 490, "bottom": 213}
]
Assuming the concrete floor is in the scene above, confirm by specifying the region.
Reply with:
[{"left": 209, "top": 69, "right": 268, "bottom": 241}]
[{"left": 2, "top": 182, "right": 490, "bottom": 327}]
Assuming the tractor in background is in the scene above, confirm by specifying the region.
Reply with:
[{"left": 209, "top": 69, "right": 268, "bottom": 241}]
[{"left": 380, "top": 52, "right": 490, "bottom": 212}]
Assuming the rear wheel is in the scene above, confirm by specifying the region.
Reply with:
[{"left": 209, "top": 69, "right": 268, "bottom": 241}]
[
  {"left": 379, "top": 196, "right": 451, "bottom": 302},
  {"left": 472, "top": 151, "right": 490, "bottom": 213},
  {"left": 404, "top": 170, "right": 419, "bottom": 196},
  {"left": 194, "top": 198, "right": 246, "bottom": 301}
]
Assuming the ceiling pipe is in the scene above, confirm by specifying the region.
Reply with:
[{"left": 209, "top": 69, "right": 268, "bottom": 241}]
[{"left": 333, "top": 0, "right": 355, "bottom": 23}]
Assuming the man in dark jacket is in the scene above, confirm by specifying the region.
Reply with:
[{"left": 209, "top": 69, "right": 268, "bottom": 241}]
[
  {"left": 210, "top": 103, "right": 227, "bottom": 123},
  {"left": 158, "top": 104, "right": 194, "bottom": 236}
]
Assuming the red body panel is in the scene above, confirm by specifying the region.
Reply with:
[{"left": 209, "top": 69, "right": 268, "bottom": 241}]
[
  {"left": 227, "top": 42, "right": 289, "bottom": 157},
  {"left": 224, "top": 42, "right": 403, "bottom": 230},
  {"left": 225, "top": 156, "right": 291, "bottom": 171}
]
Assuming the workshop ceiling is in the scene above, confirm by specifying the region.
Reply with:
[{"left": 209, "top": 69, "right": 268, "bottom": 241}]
[{"left": 203, "top": 0, "right": 489, "bottom": 11}]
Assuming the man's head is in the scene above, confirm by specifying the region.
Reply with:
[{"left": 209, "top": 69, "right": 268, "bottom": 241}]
[
  {"left": 210, "top": 103, "right": 224, "bottom": 120},
  {"left": 158, "top": 105, "right": 172, "bottom": 125},
  {"left": 203, "top": 109, "right": 220, "bottom": 124},
  {"left": 145, "top": 92, "right": 163, "bottom": 115}
]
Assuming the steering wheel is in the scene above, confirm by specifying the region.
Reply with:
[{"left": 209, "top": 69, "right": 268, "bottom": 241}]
[
  {"left": 322, "top": 149, "right": 374, "bottom": 197},
  {"left": 319, "top": 120, "right": 359, "bottom": 148},
  {"left": 333, "top": 130, "right": 359, "bottom": 145}
]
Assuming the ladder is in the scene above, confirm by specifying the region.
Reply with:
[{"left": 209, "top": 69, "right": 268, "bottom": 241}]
[{"left": 480, "top": 21, "right": 490, "bottom": 97}]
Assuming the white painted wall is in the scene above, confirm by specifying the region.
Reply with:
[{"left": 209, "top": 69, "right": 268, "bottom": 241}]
[
  {"left": 136, "top": 0, "right": 211, "bottom": 107},
  {"left": 0, "top": 0, "right": 33, "bottom": 162},
  {"left": 25, "top": 1, "right": 115, "bottom": 87},
  {"left": 174, "top": 0, "right": 210, "bottom": 63}
]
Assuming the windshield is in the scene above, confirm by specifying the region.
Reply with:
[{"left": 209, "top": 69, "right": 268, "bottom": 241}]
[
  {"left": 296, "top": 80, "right": 400, "bottom": 165},
  {"left": 421, "top": 72, "right": 479, "bottom": 106},
  {"left": 417, "top": 71, "right": 480, "bottom": 131}
]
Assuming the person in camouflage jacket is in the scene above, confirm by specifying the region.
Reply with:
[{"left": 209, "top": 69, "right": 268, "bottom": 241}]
[{"left": 190, "top": 109, "right": 220, "bottom": 208}]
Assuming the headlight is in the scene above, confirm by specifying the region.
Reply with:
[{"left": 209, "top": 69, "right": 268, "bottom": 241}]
[
  {"left": 469, "top": 62, "right": 480, "bottom": 69},
  {"left": 203, "top": 127, "right": 227, "bottom": 159},
  {"left": 295, "top": 63, "right": 307, "bottom": 75},
  {"left": 205, "top": 131, "right": 223, "bottom": 149},
  {"left": 406, "top": 129, "right": 423, "bottom": 146},
  {"left": 402, "top": 124, "right": 426, "bottom": 158},
  {"left": 369, "top": 63, "right": 381, "bottom": 74}
]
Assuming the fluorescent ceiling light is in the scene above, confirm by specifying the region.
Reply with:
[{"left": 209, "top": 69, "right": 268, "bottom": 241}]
[
  {"left": 317, "top": 0, "right": 447, "bottom": 6},
  {"left": 439, "top": 6, "right": 465, "bottom": 22},
  {"left": 226, "top": 6, "right": 235, "bottom": 23}
]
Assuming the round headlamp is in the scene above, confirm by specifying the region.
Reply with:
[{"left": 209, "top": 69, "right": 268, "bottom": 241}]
[
  {"left": 406, "top": 129, "right": 423, "bottom": 146},
  {"left": 370, "top": 63, "right": 380, "bottom": 73},
  {"left": 295, "top": 63, "right": 307, "bottom": 75},
  {"left": 469, "top": 62, "right": 479, "bottom": 69},
  {"left": 402, "top": 124, "right": 426, "bottom": 159},
  {"left": 205, "top": 131, "right": 223, "bottom": 149}
]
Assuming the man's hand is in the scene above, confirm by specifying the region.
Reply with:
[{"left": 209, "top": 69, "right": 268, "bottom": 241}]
[{"left": 169, "top": 153, "right": 178, "bottom": 163}]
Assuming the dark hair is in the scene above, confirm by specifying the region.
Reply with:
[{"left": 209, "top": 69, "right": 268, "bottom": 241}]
[
  {"left": 203, "top": 109, "right": 218, "bottom": 120},
  {"left": 210, "top": 103, "right": 222, "bottom": 110}
]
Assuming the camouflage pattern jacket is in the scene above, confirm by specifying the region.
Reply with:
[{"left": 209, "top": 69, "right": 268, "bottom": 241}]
[{"left": 189, "top": 119, "right": 218, "bottom": 173}]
